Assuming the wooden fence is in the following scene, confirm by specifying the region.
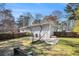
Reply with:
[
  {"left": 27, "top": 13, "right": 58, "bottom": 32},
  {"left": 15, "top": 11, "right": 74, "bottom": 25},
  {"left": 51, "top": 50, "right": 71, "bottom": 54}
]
[
  {"left": 0, "top": 32, "right": 32, "bottom": 40},
  {"left": 54, "top": 32, "right": 79, "bottom": 38}
]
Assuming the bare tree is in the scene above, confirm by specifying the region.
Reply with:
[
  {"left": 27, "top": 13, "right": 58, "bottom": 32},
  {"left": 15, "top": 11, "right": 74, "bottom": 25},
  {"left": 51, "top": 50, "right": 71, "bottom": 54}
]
[
  {"left": 17, "top": 12, "right": 33, "bottom": 28},
  {"left": 0, "top": 9, "right": 16, "bottom": 33},
  {"left": 32, "top": 20, "right": 40, "bottom": 25},
  {"left": 60, "top": 21, "right": 67, "bottom": 32},
  {"left": 52, "top": 10, "right": 63, "bottom": 19},
  {"left": 51, "top": 10, "right": 63, "bottom": 32},
  {"left": 17, "top": 15, "right": 29, "bottom": 28}
]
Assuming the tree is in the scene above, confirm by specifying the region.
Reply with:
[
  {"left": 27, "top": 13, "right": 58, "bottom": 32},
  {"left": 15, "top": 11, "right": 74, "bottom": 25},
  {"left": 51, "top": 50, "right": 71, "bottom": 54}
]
[
  {"left": 17, "top": 15, "right": 27, "bottom": 27},
  {"left": 52, "top": 10, "right": 63, "bottom": 19},
  {"left": 23, "top": 12, "right": 33, "bottom": 26},
  {"left": 72, "top": 20, "right": 79, "bottom": 32},
  {"left": 0, "top": 4, "right": 17, "bottom": 33},
  {"left": 51, "top": 10, "right": 63, "bottom": 32},
  {"left": 72, "top": 5, "right": 79, "bottom": 32},
  {"left": 17, "top": 12, "right": 33, "bottom": 28},
  {"left": 0, "top": 9, "right": 16, "bottom": 33},
  {"left": 0, "top": 3, "right": 5, "bottom": 22},
  {"left": 32, "top": 20, "right": 40, "bottom": 25},
  {"left": 61, "top": 21, "right": 67, "bottom": 32},
  {"left": 64, "top": 3, "right": 79, "bottom": 31}
]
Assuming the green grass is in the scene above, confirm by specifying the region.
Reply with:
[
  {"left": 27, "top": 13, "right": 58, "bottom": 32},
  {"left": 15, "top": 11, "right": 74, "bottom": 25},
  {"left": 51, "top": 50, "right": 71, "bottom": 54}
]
[
  {"left": 25, "top": 37, "right": 79, "bottom": 56},
  {"left": 0, "top": 37, "right": 79, "bottom": 56},
  {"left": 58, "top": 38, "right": 79, "bottom": 55},
  {"left": 0, "top": 37, "right": 31, "bottom": 48}
]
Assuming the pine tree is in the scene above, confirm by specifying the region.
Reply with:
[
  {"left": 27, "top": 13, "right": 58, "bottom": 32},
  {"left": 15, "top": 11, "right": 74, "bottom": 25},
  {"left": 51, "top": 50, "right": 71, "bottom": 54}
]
[{"left": 65, "top": 3, "right": 78, "bottom": 31}]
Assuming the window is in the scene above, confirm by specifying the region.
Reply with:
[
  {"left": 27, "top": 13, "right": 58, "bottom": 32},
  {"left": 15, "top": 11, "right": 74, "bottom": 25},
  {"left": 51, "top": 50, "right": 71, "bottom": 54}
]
[{"left": 35, "top": 34, "right": 38, "bottom": 38}]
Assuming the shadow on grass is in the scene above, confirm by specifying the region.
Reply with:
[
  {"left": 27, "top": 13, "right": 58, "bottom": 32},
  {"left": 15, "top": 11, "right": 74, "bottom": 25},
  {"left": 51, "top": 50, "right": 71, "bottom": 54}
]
[
  {"left": 24, "top": 39, "right": 79, "bottom": 56},
  {"left": 24, "top": 40, "right": 53, "bottom": 56},
  {"left": 59, "top": 39, "right": 79, "bottom": 48},
  {"left": 58, "top": 39, "right": 79, "bottom": 55}
]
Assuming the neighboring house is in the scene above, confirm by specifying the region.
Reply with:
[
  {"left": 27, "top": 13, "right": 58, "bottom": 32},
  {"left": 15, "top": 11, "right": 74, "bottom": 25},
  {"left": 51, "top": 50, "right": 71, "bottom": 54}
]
[{"left": 57, "top": 21, "right": 71, "bottom": 32}]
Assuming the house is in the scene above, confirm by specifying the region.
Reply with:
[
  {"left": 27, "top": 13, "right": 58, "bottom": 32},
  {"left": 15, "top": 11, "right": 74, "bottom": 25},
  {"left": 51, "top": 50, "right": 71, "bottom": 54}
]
[{"left": 20, "top": 16, "right": 59, "bottom": 44}]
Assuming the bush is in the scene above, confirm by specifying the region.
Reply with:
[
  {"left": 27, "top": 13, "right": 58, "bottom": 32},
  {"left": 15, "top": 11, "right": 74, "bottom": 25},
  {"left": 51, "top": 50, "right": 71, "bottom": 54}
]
[{"left": 26, "top": 32, "right": 32, "bottom": 36}]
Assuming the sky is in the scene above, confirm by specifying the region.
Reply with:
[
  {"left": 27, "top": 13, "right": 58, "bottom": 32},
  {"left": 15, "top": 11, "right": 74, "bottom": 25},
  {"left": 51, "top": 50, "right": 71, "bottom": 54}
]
[{"left": 5, "top": 3, "right": 67, "bottom": 21}]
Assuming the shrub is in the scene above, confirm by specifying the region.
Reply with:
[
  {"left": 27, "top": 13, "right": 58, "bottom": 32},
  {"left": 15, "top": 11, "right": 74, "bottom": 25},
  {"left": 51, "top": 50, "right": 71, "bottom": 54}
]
[{"left": 26, "top": 32, "right": 32, "bottom": 36}]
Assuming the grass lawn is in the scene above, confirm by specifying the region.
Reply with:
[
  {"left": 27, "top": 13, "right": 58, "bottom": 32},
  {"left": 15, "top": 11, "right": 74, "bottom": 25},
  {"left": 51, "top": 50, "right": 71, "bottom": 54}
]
[
  {"left": 22, "top": 37, "right": 79, "bottom": 56},
  {"left": 57, "top": 38, "right": 79, "bottom": 56},
  {"left": 0, "top": 37, "right": 32, "bottom": 48},
  {"left": 0, "top": 37, "right": 79, "bottom": 56}
]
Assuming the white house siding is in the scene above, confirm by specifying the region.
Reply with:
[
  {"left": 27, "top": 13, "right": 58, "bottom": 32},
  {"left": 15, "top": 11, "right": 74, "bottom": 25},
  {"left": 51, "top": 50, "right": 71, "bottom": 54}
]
[
  {"left": 50, "top": 25, "right": 56, "bottom": 36},
  {"left": 19, "top": 23, "right": 59, "bottom": 44},
  {"left": 40, "top": 24, "right": 50, "bottom": 40},
  {"left": 31, "top": 26, "right": 40, "bottom": 40},
  {"left": 20, "top": 24, "right": 56, "bottom": 40},
  {"left": 20, "top": 27, "right": 30, "bottom": 33},
  {"left": 31, "top": 24, "right": 50, "bottom": 40},
  {"left": 19, "top": 23, "right": 57, "bottom": 41}
]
